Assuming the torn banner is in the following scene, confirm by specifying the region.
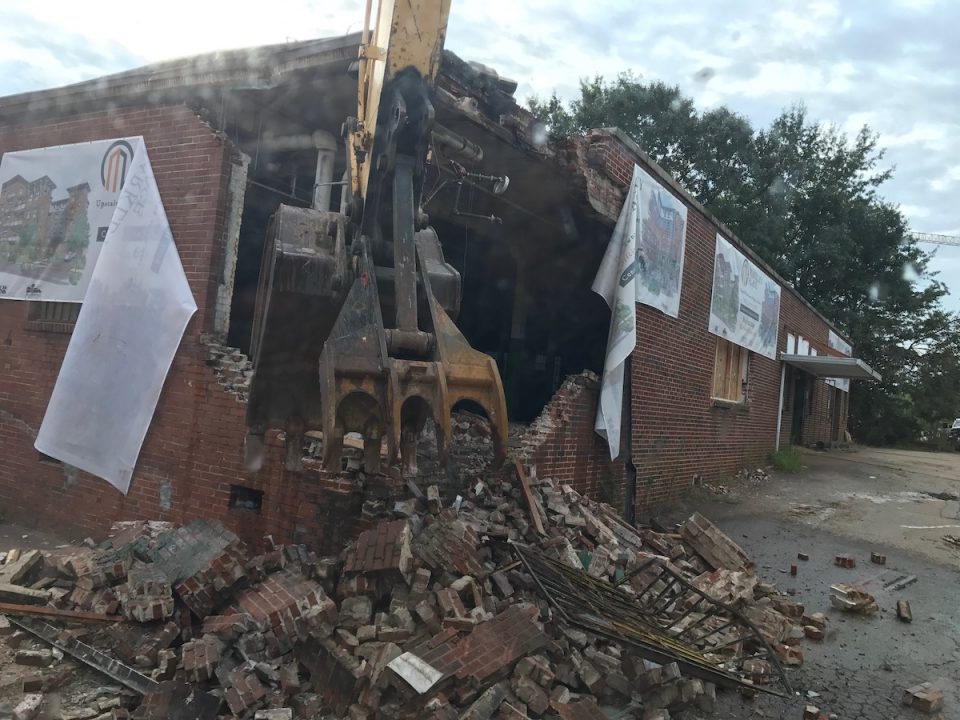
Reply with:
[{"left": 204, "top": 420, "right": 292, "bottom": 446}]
[
  {"left": 35, "top": 137, "right": 197, "bottom": 494},
  {"left": 592, "top": 164, "right": 688, "bottom": 459}
]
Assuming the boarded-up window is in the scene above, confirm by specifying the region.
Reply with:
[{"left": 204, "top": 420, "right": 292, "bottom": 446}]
[{"left": 712, "top": 338, "right": 749, "bottom": 402}]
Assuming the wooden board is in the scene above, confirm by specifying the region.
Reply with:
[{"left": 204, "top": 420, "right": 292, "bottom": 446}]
[
  {"left": 0, "top": 601, "right": 123, "bottom": 624},
  {"left": 514, "top": 458, "right": 545, "bottom": 536}
]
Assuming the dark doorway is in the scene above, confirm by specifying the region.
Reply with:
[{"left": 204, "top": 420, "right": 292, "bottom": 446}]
[{"left": 791, "top": 373, "right": 808, "bottom": 445}]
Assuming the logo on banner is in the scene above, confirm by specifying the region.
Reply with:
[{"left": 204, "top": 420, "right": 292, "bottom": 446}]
[{"left": 101, "top": 140, "right": 134, "bottom": 192}]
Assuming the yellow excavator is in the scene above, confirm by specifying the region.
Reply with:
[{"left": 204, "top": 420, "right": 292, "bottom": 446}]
[{"left": 243, "top": 0, "right": 508, "bottom": 475}]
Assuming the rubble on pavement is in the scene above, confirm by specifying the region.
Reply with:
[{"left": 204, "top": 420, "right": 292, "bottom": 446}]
[
  {"left": 0, "top": 452, "right": 832, "bottom": 719},
  {"left": 828, "top": 583, "right": 878, "bottom": 614},
  {"left": 902, "top": 681, "right": 945, "bottom": 714}
]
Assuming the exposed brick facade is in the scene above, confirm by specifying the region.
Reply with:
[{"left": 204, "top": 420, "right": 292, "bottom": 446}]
[
  {"left": 0, "top": 101, "right": 851, "bottom": 541},
  {"left": 522, "top": 130, "right": 852, "bottom": 515},
  {"left": 0, "top": 105, "right": 368, "bottom": 551},
  {"left": 517, "top": 373, "right": 624, "bottom": 509}
]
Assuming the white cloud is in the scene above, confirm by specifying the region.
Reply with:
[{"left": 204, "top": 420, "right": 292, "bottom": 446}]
[
  {"left": 929, "top": 166, "right": 960, "bottom": 192},
  {"left": 900, "top": 204, "right": 932, "bottom": 220}
]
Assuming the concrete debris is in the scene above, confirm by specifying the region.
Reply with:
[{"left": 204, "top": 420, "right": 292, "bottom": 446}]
[
  {"left": 12, "top": 693, "right": 43, "bottom": 720},
  {"left": 829, "top": 583, "right": 878, "bottom": 614},
  {"left": 0, "top": 452, "right": 829, "bottom": 720},
  {"left": 735, "top": 467, "right": 770, "bottom": 485},
  {"left": 902, "top": 682, "right": 945, "bottom": 714}
]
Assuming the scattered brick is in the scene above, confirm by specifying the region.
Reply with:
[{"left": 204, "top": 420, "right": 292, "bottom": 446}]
[
  {"left": 870, "top": 552, "right": 886, "bottom": 565},
  {"left": 834, "top": 554, "right": 856, "bottom": 568},
  {"left": 902, "top": 682, "right": 944, "bottom": 714}
]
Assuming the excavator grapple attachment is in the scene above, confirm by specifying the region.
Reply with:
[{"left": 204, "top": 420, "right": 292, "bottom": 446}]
[{"left": 316, "top": 243, "right": 508, "bottom": 475}]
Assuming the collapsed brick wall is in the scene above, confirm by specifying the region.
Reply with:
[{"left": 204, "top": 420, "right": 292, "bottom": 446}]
[
  {"left": 562, "top": 130, "right": 849, "bottom": 512},
  {"left": 517, "top": 372, "right": 626, "bottom": 511},
  {"left": 0, "top": 105, "right": 365, "bottom": 553}
]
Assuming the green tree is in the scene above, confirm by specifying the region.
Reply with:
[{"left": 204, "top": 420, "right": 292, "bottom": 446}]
[
  {"left": 65, "top": 213, "right": 90, "bottom": 267},
  {"left": 16, "top": 222, "right": 37, "bottom": 262},
  {"left": 530, "top": 78, "right": 960, "bottom": 444}
]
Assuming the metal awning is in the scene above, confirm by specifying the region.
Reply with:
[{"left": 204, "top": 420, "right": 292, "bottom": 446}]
[{"left": 780, "top": 353, "right": 882, "bottom": 381}]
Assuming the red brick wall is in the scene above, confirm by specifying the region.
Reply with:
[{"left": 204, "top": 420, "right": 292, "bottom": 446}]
[
  {"left": 518, "top": 372, "right": 626, "bottom": 509},
  {"left": 556, "top": 131, "right": 847, "bottom": 514},
  {"left": 0, "top": 105, "right": 362, "bottom": 552}
]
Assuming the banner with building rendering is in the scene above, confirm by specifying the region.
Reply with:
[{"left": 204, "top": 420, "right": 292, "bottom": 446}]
[
  {"left": 592, "top": 164, "right": 688, "bottom": 459},
  {"left": 0, "top": 138, "right": 138, "bottom": 302},
  {"left": 35, "top": 137, "right": 197, "bottom": 494},
  {"left": 708, "top": 234, "right": 781, "bottom": 360}
]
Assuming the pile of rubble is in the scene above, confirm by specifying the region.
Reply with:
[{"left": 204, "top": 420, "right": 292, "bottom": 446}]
[
  {"left": 0, "top": 471, "right": 826, "bottom": 720},
  {"left": 734, "top": 468, "right": 770, "bottom": 486}
]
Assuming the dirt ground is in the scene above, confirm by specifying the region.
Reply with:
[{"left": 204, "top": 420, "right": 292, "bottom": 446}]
[{"left": 665, "top": 446, "right": 960, "bottom": 720}]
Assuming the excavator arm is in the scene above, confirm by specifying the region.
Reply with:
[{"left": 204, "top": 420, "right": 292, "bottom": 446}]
[{"left": 244, "top": 0, "right": 508, "bottom": 476}]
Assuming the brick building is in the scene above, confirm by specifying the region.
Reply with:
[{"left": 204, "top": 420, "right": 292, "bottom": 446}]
[{"left": 0, "top": 36, "right": 875, "bottom": 548}]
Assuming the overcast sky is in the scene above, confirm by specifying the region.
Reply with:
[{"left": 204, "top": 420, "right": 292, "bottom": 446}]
[{"left": 2, "top": 0, "right": 958, "bottom": 310}]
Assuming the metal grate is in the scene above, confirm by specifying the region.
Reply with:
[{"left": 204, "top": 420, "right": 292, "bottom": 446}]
[
  {"left": 514, "top": 545, "right": 791, "bottom": 696},
  {"left": 28, "top": 301, "right": 81, "bottom": 323},
  {"left": 10, "top": 616, "right": 158, "bottom": 695},
  {"left": 26, "top": 301, "right": 81, "bottom": 332}
]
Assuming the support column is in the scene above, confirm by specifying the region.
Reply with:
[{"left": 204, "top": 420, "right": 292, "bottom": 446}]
[
  {"left": 312, "top": 130, "right": 338, "bottom": 211},
  {"left": 775, "top": 362, "right": 787, "bottom": 451}
]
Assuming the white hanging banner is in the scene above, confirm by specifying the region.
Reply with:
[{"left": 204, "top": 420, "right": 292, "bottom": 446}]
[
  {"left": 35, "top": 137, "right": 197, "bottom": 494},
  {"left": 592, "top": 164, "right": 688, "bottom": 459},
  {"left": 0, "top": 138, "right": 138, "bottom": 302},
  {"left": 708, "top": 233, "right": 781, "bottom": 360}
]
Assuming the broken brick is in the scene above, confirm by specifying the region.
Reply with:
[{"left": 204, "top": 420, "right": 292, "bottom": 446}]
[
  {"left": 834, "top": 554, "right": 856, "bottom": 568},
  {"left": 903, "top": 682, "right": 944, "bottom": 713}
]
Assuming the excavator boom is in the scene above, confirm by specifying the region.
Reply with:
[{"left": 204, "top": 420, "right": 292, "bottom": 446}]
[{"left": 244, "top": 0, "right": 508, "bottom": 476}]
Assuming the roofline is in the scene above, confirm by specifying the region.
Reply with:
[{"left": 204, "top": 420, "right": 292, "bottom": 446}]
[
  {"left": 600, "top": 127, "right": 853, "bottom": 348},
  {"left": 0, "top": 33, "right": 361, "bottom": 118}
]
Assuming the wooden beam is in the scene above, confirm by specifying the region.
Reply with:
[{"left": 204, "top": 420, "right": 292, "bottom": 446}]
[
  {"left": 513, "top": 458, "right": 545, "bottom": 536},
  {"left": 0, "top": 602, "right": 123, "bottom": 624}
]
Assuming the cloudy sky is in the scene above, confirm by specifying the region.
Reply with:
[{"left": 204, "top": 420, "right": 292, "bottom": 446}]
[{"left": 2, "top": 0, "right": 958, "bottom": 309}]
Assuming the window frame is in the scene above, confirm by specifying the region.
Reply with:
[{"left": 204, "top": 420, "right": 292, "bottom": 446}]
[{"left": 711, "top": 337, "right": 749, "bottom": 404}]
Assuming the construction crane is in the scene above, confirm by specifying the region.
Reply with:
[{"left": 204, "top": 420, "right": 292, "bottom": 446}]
[
  {"left": 908, "top": 231, "right": 960, "bottom": 247},
  {"left": 243, "top": 0, "right": 509, "bottom": 475}
]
